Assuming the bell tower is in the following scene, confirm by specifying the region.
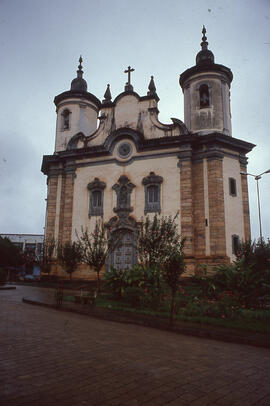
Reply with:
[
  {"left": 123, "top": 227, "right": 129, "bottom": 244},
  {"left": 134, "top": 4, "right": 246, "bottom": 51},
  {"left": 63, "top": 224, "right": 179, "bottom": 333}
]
[
  {"left": 180, "top": 26, "right": 233, "bottom": 136},
  {"left": 54, "top": 56, "right": 101, "bottom": 152}
]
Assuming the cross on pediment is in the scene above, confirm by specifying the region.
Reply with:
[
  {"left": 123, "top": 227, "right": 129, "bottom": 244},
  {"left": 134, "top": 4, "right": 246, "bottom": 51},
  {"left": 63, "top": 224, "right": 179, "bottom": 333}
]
[{"left": 124, "top": 66, "right": 134, "bottom": 85}]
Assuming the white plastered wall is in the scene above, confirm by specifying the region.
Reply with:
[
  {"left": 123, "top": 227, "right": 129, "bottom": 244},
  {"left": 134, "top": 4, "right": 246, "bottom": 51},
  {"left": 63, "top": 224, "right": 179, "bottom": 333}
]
[
  {"left": 71, "top": 152, "right": 181, "bottom": 241},
  {"left": 223, "top": 156, "right": 244, "bottom": 260}
]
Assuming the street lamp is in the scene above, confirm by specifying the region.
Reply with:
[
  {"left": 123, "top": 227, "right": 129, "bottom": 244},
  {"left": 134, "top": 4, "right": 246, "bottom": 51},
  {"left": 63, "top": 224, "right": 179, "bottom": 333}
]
[{"left": 240, "top": 169, "right": 270, "bottom": 240}]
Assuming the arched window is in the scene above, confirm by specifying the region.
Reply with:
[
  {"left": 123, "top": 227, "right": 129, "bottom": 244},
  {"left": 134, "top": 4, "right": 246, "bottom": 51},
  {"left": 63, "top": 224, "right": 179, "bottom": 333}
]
[
  {"left": 142, "top": 172, "right": 163, "bottom": 214},
  {"left": 199, "top": 84, "right": 210, "bottom": 108},
  {"left": 61, "top": 109, "right": 71, "bottom": 130},
  {"left": 92, "top": 190, "right": 102, "bottom": 209},
  {"left": 229, "top": 177, "right": 237, "bottom": 197},
  {"left": 232, "top": 235, "right": 240, "bottom": 255},
  {"left": 87, "top": 178, "right": 106, "bottom": 217},
  {"left": 147, "top": 185, "right": 159, "bottom": 205}
]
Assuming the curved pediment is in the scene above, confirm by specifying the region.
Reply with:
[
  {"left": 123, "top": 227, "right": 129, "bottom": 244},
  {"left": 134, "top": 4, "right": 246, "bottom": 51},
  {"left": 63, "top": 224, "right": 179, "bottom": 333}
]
[{"left": 103, "top": 127, "right": 144, "bottom": 152}]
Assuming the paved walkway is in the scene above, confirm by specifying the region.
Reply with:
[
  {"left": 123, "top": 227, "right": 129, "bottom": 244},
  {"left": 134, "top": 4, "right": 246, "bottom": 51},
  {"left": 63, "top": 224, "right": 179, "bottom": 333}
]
[{"left": 1, "top": 286, "right": 270, "bottom": 406}]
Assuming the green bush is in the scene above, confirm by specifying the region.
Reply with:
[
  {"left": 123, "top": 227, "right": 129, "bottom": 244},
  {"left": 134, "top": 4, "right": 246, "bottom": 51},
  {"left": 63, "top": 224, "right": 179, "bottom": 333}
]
[
  {"left": 123, "top": 286, "right": 144, "bottom": 307},
  {"left": 104, "top": 267, "right": 126, "bottom": 298},
  {"left": 0, "top": 268, "right": 7, "bottom": 283}
]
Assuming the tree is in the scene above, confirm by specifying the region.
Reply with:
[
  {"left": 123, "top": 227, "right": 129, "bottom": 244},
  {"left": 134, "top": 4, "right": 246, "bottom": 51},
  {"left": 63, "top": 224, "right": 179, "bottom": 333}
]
[
  {"left": 40, "top": 238, "right": 55, "bottom": 275},
  {"left": 137, "top": 214, "right": 186, "bottom": 312},
  {"left": 163, "top": 248, "right": 186, "bottom": 325},
  {"left": 78, "top": 221, "right": 116, "bottom": 292},
  {"left": 0, "top": 236, "right": 23, "bottom": 268},
  {"left": 57, "top": 241, "right": 82, "bottom": 280},
  {"left": 137, "top": 213, "right": 183, "bottom": 269}
]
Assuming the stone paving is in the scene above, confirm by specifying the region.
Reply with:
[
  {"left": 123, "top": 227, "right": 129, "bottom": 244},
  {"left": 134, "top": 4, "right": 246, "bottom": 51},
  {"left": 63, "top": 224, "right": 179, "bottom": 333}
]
[{"left": 1, "top": 285, "right": 270, "bottom": 406}]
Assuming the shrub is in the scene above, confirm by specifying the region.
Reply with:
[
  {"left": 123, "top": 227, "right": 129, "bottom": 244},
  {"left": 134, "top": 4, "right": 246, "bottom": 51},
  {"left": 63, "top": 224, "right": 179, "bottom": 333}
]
[
  {"left": 104, "top": 267, "right": 126, "bottom": 298},
  {"left": 0, "top": 268, "right": 7, "bottom": 283},
  {"left": 123, "top": 286, "right": 144, "bottom": 307}
]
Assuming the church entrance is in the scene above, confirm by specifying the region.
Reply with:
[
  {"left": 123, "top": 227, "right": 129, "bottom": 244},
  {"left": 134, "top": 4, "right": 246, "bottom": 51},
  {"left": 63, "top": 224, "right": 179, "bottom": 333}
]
[{"left": 110, "top": 230, "right": 136, "bottom": 270}]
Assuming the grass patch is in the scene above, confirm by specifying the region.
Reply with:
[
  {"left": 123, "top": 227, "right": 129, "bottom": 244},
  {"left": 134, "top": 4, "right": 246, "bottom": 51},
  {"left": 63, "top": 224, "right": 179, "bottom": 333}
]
[{"left": 63, "top": 294, "right": 270, "bottom": 334}]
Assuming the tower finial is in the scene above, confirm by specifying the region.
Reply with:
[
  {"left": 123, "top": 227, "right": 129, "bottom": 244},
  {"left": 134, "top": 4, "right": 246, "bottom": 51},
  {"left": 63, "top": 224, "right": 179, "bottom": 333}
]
[
  {"left": 103, "top": 84, "right": 112, "bottom": 103},
  {"left": 195, "top": 25, "right": 214, "bottom": 65},
  {"left": 147, "top": 75, "right": 157, "bottom": 96},
  {"left": 77, "top": 55, "right": 83, "bottom": 78},
  {"left": 78, "top": 55, "right": 83, "bottom": 70},
  {"left": 70, "top": 55, "right": 88, "bottom": 91},
  {"left": 201, "top": 25, "right": 208, "bottom": 50}
]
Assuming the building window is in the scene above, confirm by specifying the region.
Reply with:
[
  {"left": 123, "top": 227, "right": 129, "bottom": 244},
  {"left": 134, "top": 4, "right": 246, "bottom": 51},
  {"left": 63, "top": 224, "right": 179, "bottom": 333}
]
[
  {"left": 232, "top": 234, "right": 240, "bottom": 255},
  {"left": 142, "top": 172, "right": 163, "bottom": 214},
  {"left": 229, "top": 177, "right": 237, "bottom": 196},
  {"left": 199, "top": 84, "right": 210, "bottom": 108},
  {"left": 61, "top": 109, "right": 71, "bottom": 130},
  {"left": 87, "top": 178, "right": 106, "bottom": 217}
]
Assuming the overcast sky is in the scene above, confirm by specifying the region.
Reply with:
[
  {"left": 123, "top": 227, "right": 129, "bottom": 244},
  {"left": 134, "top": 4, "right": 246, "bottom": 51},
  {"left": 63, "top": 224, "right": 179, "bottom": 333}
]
[{"left": 0, "top": 0, "right": 269, "bottom": 241}]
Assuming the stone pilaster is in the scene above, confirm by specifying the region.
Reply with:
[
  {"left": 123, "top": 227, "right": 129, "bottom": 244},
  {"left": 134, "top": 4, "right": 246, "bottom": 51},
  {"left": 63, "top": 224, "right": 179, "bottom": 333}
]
[
  {"left": 58, "top": 167, "right": 76, "bottom": 244},
  {"left": 207, "top": 158, "right": 226, "bottom": 256},
  {"left": 179, "top": 145, "right": 194, "bottom": 257},
  {"left": 192, "top": 160, "right": 206, "bottom": 256},
  {"left": 45, "top": 176, "right": 58, "bottom": 240}
]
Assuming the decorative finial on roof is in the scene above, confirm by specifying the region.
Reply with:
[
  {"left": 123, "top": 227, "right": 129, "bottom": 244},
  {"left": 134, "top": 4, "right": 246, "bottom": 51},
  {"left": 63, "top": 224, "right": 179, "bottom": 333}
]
[
  {"left": 201, "top": 25, "right": 208, "bottom": 50},
  {"left": 77, "top": 55, "right": 83, "bottom": 78},
  {"left": 196, "top": 25, "right": 214, "bottom": 65},
  {"left": 70, "top": 56, "right": 88, "bottom": 92},
  {"left": 103, "top": 84, "right": 112, "bottom": 103},
  {"left": 147, "top": 76, "right": 157, "bottom": 96}
]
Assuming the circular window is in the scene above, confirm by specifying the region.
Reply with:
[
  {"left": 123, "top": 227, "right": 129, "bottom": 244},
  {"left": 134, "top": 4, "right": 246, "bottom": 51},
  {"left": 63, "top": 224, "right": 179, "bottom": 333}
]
[{"left": 117, "top": 142, "right": 133, "bottom": 159}]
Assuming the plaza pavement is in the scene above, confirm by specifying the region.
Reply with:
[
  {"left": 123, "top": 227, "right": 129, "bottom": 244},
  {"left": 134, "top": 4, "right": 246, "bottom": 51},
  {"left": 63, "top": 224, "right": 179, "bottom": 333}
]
[{"left": 0, "top": 285, "right": 270, "bottom": 406}]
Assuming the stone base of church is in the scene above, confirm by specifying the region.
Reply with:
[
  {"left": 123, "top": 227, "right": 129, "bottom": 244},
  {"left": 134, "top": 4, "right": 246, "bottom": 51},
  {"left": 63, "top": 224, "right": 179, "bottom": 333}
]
[
  {"left": 44, "top": 255, "right": 231, "bottom": 282},
  {"left": 185, "top": 255, "right": 231, "bottom": 277}
]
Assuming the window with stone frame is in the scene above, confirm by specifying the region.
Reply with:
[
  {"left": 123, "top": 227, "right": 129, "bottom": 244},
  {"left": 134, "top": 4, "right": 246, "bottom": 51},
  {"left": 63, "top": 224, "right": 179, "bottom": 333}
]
[
  {"left": 87, "top": 178, "right": 106, "bottom": 217},
  {"left": 232, "top": 234, "right": 240, "bottom": 255},
  {"left": 61, "top": 109, "right": 71, "bottom": 130},
  {"left": 142, "top": 172, "right": 163, "bottom": 214},
  {"left": 229, "top": 177, "right": 237, "bottom": 197},
  {"left": 199, "top": 84, "right": 210, "bottom": 108}
]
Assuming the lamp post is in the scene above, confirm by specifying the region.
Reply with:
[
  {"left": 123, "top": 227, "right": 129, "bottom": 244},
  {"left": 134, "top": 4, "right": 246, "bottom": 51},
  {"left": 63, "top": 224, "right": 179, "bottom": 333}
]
[{"left": 240, "top": 169, "right": 270, "bottom": 240}]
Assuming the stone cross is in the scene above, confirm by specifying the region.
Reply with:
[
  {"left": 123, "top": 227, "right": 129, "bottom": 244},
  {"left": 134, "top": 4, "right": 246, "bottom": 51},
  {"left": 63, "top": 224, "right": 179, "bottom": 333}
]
[{"left": 124, "top": 66, "right": 135, "bottom": 86}]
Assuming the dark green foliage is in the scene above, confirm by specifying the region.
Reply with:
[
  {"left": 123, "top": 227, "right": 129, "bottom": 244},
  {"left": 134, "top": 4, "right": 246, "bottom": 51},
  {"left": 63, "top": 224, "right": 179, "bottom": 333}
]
[
  {"left": 163, "top": 249, "right": 186, "bottom": 325},
  {"left": 123, "top": 286, "right": 144, "bottom": 307},
  {"left": 0, "top": 268, "right": 7, "bottom": 282},
  {"left": 211, "top": 239, "right": 270, "bottom": 308},
  {"left": 0, "top": 236, "right": 23, "bottom": 268},
  {"left": 57, "top": 241, "right": 82, "bottom": 280},
  {"left": 104, "top": 267, "right": 127, "bottom": 298}
]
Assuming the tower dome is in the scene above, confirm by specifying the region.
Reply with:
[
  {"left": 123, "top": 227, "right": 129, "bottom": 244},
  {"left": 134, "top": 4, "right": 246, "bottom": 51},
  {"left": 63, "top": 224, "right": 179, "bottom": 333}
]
[
  {"left": 196, "top": 26, "right": 214, "bottom": 65},
  {"left": 70, "top": 56, "right": 88, "bottom": 92}
]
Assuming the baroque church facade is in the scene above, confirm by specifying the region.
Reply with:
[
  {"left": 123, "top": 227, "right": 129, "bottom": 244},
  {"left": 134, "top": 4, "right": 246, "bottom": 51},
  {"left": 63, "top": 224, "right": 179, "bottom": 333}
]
[{"left": 42, "top": 27, "right": 255, "bottom": 279}]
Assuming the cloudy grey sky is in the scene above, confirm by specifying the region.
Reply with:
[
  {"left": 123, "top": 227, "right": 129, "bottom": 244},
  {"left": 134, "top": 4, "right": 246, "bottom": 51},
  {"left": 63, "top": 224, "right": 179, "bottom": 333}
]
[{"left": 0, "top": 0, "right": 269, "bottom": 240}]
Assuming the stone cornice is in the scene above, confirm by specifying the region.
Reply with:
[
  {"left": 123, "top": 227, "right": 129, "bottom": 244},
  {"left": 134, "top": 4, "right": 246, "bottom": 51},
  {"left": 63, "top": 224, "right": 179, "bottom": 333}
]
[
  {"left": 180, "top": 63, "right": 233, "bottom": 89},
  {"left": 54, "top": 90, "right": 101, "bottom": 109},
  {"left": 42, "top": 132, "right": 255, "bottom": 175}
]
